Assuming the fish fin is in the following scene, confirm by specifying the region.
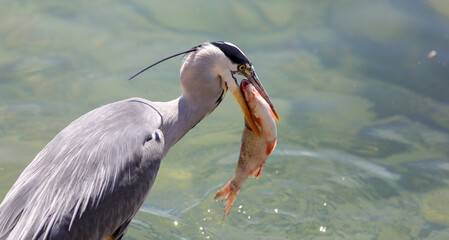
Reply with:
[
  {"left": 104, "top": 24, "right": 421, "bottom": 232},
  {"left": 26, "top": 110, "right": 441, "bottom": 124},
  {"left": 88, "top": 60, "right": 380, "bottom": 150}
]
[
  {"left": 251, "top": 165, "right": 264, "bottom": 179},
  {"left": 266, "top": 138, "right": 277, "bottom": 155},
  {"left": 214, "top": 181, "right": 239, "bottom": 218}
]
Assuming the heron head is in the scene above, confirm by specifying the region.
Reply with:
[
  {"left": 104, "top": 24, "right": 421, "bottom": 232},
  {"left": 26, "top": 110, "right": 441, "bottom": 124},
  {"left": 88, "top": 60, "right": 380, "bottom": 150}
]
[
  {"left": 129, "top": 41, "right": 279, "bottom": 136},
  {"left": 208, "top": 41, "right": 279, "bottom": 136}
]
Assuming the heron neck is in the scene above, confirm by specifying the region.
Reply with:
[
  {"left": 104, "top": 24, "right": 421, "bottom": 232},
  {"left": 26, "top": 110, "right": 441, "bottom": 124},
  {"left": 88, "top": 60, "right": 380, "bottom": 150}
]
[{"left": 156, "top": 95, "right": 217, "bottom": 156}]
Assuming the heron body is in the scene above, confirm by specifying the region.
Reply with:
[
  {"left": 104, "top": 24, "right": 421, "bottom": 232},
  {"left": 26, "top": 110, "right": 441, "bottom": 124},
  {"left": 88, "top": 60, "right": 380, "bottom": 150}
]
[{"left": 0, "top": 42, "right": 278, "bottom": 239}]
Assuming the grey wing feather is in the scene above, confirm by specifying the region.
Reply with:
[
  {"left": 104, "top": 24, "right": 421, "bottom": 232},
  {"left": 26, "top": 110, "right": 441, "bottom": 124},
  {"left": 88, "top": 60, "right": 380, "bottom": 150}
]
[{"left": 0, "top": 98, "right": 164, "bottom": 240}]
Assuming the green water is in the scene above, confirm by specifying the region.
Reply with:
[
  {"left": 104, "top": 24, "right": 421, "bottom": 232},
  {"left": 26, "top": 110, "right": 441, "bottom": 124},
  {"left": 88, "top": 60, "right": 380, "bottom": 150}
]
[{"left": 1, "top": 0, "right": 449, "bottom": 239}]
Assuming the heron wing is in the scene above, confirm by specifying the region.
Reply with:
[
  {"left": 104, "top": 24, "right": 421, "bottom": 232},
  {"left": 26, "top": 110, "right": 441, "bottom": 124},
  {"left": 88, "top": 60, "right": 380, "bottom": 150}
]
[{"left": 0, "top": 98, "right": 165, "bottom": 240}]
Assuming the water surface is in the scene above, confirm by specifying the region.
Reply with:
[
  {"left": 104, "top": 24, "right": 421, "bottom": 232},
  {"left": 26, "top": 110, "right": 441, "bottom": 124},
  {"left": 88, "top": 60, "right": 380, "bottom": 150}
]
[{"left": 1, "top": 0, "right": 449, "bottom": 239}]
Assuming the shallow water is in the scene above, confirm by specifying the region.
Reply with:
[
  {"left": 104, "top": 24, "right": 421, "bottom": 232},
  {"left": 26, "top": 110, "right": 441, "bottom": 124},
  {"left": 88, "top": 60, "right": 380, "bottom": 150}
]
[{"left": 1, "top": 0, "right": 449, "bottom": 239}]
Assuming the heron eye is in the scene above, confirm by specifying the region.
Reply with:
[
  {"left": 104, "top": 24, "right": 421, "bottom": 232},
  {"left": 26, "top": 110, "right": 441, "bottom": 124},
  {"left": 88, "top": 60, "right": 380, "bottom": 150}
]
[{"left": 238, "top": 64, "right": 246, "bottom": 71}]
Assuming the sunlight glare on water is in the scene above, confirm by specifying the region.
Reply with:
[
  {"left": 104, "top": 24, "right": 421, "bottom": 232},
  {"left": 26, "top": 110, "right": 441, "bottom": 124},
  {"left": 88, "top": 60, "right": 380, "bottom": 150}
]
[{"left": 1, "top": 0, "right": 449, "bottom": 239}]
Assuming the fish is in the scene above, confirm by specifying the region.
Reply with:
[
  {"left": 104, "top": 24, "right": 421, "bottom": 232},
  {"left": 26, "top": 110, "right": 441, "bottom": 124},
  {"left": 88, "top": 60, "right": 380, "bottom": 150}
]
[{"left": 214, "top": 79, "right": 277, "bottom": 217}]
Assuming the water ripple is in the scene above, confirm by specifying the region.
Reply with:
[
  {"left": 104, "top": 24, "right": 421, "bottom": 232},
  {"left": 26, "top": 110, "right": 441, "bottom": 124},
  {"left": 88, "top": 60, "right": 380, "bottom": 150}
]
[{"left": 274, "top": 147, "right": 400, "bottom": 180}]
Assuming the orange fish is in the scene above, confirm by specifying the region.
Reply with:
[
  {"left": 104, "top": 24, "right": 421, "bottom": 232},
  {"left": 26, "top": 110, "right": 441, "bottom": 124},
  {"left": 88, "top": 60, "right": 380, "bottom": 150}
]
[{"left": 215, "top": 79, "right": 277, "bottom": 217}]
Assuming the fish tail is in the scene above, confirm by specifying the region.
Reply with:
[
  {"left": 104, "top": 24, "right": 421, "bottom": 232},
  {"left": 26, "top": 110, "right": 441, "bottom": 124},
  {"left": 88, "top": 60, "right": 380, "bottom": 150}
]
[
  {"left": 214, "top": 181, "right": 231, "bottom": 201},
  {"left": 214, "top": 180, "right": 240, "bottom": 218},
  {"left": 223, "top": 190, "right": 238, "bottom": 218}
]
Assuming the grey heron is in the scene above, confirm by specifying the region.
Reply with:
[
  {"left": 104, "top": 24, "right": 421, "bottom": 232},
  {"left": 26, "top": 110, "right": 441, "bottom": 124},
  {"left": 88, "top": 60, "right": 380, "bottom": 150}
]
[{"left": 0, "top": 41, "right": 279, "bottom": 240}]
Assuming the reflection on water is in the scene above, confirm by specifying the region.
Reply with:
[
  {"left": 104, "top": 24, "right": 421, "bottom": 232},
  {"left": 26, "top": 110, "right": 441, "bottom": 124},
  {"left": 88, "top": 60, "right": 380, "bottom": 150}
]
[{"left": 1, "top": 0, "right": 449, "bottom": 239}]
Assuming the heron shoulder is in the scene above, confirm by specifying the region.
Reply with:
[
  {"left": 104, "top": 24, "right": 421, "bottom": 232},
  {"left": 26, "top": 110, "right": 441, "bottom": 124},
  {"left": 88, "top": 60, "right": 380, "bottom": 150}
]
[{"left": 0, "top": 98, "right": 165, "bottom": 240}]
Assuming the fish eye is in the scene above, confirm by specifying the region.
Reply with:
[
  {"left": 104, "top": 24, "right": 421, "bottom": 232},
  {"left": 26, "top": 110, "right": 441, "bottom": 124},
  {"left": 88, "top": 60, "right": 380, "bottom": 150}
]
[{"left": 238, "top": 64, "right": 246, "bottom": 71}]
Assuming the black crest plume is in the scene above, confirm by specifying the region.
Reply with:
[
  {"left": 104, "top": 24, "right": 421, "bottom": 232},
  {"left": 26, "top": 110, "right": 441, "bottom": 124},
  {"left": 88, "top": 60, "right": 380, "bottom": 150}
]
[
  {"left": 210, "top": 41, "right": 250, "bottom": 65},
  {"left": 128, "top": 45, "right": 200, "bottom": 80}
]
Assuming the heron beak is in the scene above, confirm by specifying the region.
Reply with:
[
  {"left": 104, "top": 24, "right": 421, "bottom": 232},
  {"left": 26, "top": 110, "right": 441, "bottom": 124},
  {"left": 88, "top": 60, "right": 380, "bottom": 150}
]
[
  {"left": 245, "top": 70, "right": 280, "bottom": 122},
  {"left": 229, "top": 68, "right": 279, "bottom": 137},
  {"left": 230, "top": 83, "right": 261, "bottom": 136}
]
